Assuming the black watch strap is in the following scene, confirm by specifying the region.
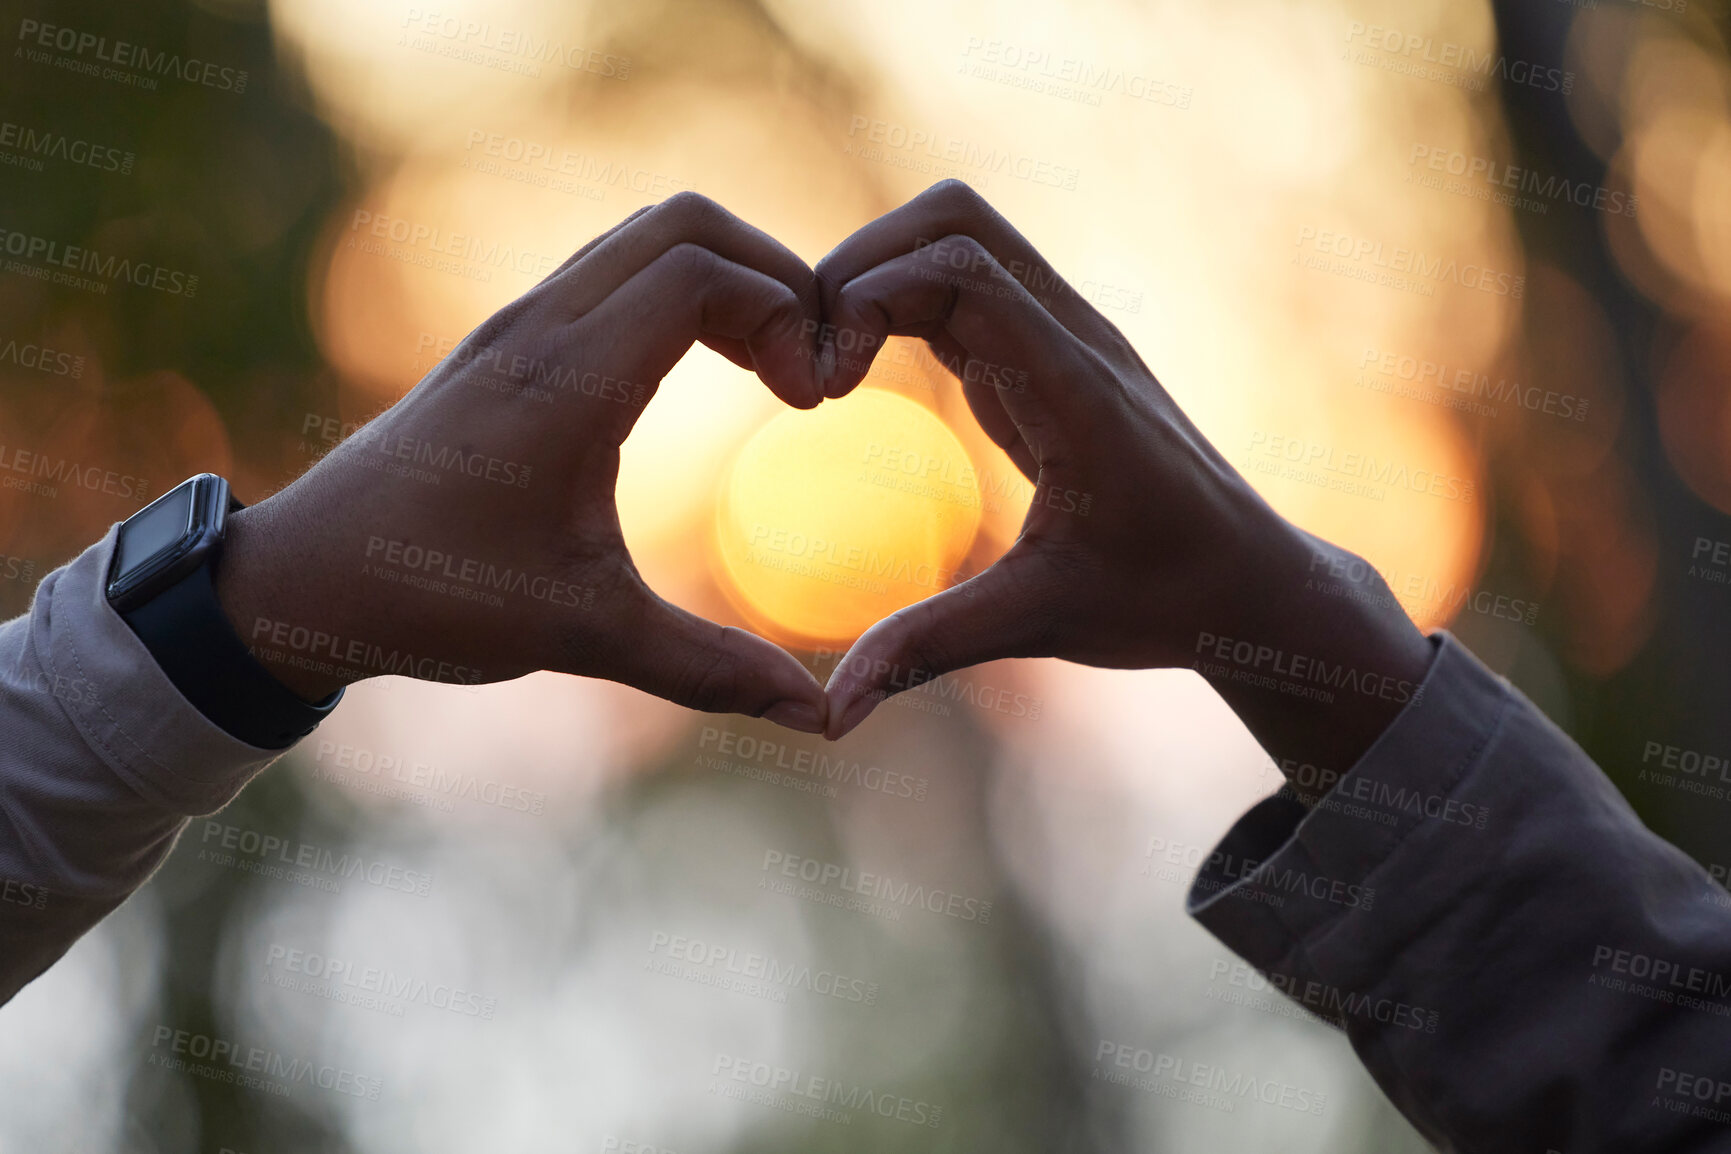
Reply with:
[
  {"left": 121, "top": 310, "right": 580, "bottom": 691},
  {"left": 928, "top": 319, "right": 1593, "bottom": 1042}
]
[{"left": 121, "top": 560, "right": 343, "bottom": 750}]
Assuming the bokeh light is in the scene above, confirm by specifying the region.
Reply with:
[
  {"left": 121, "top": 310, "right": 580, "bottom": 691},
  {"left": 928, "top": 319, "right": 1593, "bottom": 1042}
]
[{"left": 715, "top": 387, "right": 983, "bottom": 645}]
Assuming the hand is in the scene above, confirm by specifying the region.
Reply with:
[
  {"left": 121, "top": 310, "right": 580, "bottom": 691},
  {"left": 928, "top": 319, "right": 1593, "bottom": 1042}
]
[
  {"left": 217, "top": 193, "right": 831, "bottom": 733},
  {"left": 813, "top": 182, "right": 1434, "bottom": 782}
]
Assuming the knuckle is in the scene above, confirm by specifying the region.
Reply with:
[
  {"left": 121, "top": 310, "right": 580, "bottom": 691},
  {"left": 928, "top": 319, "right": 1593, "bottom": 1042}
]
[
  {"left": 659, "top": 189, "right": 726, "bottom": 231},
  {"left": 925, "top": 178, "right": 985, "bottom": 213},
  {"left": 944, "top": 234, "right": 991, "bottom": 263},
  {"left": 663, "top": 241, "right": 720, "bottom": 286},
  {"left": 921, "top": 233, "right": 997, "bottom": 288}
]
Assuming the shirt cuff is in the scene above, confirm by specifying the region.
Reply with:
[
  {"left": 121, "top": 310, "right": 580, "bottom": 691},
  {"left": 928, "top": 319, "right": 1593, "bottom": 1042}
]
[
  {"left": 34, "top": 524, "right": 289, "bottom": 816},
  {"left": 1184, "top": 631, "right": 1515, "bottom": 1009}
]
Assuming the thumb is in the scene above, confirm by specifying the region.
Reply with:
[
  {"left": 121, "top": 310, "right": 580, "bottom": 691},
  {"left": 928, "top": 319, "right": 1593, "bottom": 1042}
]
[
  {"left": 602, "top": 586, "right": 828, "bottom": 732},
  {"left": 822, "top": 546, "right": 1059, "bottom": 740}
]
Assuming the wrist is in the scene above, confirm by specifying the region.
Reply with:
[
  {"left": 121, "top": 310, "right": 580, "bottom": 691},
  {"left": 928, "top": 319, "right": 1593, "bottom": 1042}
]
[
  {"left": 1194, "top": 516, "right": 1434, "bottom": 799},
  {"left": 215, "top": 501, "right": 354, "bottom": 702}
]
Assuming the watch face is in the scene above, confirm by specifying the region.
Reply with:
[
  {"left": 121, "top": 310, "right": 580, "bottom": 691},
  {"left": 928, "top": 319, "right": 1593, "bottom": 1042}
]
[
  {"left": 107, "top": 474, "right": 229, "bottom": 613},
  {"left": 113, "top": 482, "right": 197, "bottom": 580}
]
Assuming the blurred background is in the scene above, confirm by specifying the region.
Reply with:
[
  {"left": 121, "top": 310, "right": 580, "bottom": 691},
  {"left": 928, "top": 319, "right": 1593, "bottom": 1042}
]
[{"left": 2, "top": 0, "right": 1729, "bottom": 1150}]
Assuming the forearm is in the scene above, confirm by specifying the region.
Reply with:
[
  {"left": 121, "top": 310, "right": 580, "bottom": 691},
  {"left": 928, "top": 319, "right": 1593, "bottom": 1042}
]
[
  {"left": 1194, "top": 516, "right": 1436, "bottom": 801},
  {"left": 1189, "top": 634, "right": 1731, "bottom": 1152},
  {"left": 0, "top": 530, "right": 284, "bottom": 1005}
]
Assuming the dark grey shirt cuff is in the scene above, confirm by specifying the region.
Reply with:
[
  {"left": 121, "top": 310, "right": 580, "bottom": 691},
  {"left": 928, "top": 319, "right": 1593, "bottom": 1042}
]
[{"left": 1186, "top": 632, "right": 1731, "bottom": 1152}]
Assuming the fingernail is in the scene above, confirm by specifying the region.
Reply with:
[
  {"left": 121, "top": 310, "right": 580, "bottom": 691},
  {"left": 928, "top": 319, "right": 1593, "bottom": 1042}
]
[
  {"left": 814, "top": 344, "right": 835, "bottom": 397},
  {"left": 831, "top": 693, "right": 879, "bottom": 741},
  {"left": 764, "top": 700, "right": 824, "bottom": 734},
  {"left": 822, "top": 349, "right": 853, "bottom": 399}
]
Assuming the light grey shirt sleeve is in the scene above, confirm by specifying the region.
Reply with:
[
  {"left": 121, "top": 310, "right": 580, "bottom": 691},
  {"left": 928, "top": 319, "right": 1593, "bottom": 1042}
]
[
  {"left": 1189, "top": 632, "right": 1731, "bottom": 1152},
  {"left": 0, "top": 526, "right": 289, "bottom": 1005}
]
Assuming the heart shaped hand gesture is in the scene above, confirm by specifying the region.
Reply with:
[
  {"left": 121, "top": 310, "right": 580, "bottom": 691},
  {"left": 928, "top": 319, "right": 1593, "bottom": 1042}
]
[{"left": 224, "top": 183, "right": 1431, "bottom": 775}]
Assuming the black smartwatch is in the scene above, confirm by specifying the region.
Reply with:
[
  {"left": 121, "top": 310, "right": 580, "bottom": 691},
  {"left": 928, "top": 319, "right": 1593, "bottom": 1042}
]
[{"left": 106, "top": 473, "right": 342, "bottom": 749}]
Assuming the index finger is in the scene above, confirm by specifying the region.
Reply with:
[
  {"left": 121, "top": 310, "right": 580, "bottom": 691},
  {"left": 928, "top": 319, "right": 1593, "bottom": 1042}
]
[
  {"left": 814, "top": 181, "right": 1121, "bottom": 368},
  {"left": 542, "top": 191, "right": 821, "bottom": 333}
]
